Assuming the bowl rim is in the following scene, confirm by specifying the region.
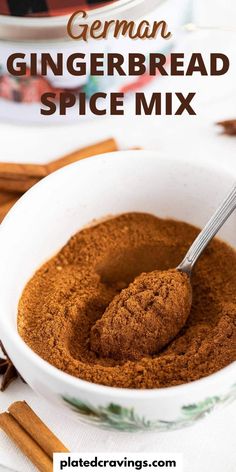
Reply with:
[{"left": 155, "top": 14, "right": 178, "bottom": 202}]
[{"left": 0, "top": 150, "right": 235, "bottom": 399}]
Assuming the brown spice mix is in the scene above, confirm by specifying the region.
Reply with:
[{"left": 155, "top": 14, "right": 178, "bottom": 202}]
[
  {"left": 18, "top": 213, "right": 236, "bottom": 389},
  {"left": 90, "top": 269, "right": 192, "bottom": 361}
]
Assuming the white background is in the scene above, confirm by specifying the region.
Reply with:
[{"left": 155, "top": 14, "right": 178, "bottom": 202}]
[{"left": 0, "top": 1, "right": 236, "bottom": 471}]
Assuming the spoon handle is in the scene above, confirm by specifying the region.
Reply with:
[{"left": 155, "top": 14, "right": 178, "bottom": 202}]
[{"left": 178, "top": 184, "right": 236, "bottom": 275}]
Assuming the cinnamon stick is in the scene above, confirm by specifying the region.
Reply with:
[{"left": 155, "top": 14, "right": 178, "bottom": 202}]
[
  {"left": 0, "top": 138, "right": 118, "bottom": 193},
  {"left": 47, "top": 137, "right": 118, "bottom": 173},
  {"left": 0, "top": 177, "right": 40, "bottom": 193},
  {"left": 0, "top": 413, "right": 53, "bottom": 472},
  {"left": 217, "top": 119, "right": 236, "bottom": 136},
  {"left": 9, "top": 401, "right": 69, "bottom": 459},
  {"left": 0, "top": 191, "right": 21, "bottom": 205},
  {"left": 0, "top": 162, "right": 47, "bottom": 180}
]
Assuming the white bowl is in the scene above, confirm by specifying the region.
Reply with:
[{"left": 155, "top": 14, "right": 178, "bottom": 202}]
[{"left": 0, "top": 151, "right": 236, "bottom": 433}]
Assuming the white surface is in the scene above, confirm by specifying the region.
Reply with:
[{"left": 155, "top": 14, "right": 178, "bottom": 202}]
[
  {"left": 0, "top": 466, "right": 14, "bottom": 472},
  {"left": 0, "top": 23, "right": 236, "bottom": 472},
  {"left": 0, "top": 380, "right": 236, "bottom": 472},
  {"left": 0, "top": 467, "right": 14, "bottom": 472},
  {"left": 193, "top": 0, "right": 236, "bottom": 27}
]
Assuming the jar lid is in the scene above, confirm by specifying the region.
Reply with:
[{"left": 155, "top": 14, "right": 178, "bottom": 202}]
[{"left": 0, "top": 0, "right": 163, "bottom": 41}]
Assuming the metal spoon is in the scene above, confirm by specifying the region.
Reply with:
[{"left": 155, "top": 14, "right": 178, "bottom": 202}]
[{"left": 178, "top": 183, "right": 236, "bottom": 276}]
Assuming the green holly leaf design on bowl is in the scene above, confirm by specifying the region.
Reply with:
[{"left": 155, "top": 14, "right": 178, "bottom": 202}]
[
  {"left": 63, "top": 384, "right": 236, "bottom": 432},
  {"left": 181, "top": 397, "right": 220, "bottom": 418},
  {"left": 63, "top": 397, "right": 152, "bottom": 432}
]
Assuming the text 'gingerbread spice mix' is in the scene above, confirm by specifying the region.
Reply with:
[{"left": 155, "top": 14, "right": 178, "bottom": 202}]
[{"left": 18, "top": 213, "right": 236, "bottom": 389}]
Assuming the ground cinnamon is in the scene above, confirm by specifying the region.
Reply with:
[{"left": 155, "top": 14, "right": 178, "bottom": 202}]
[
  {"left": 91, "top": 269, "right": 192, "bottom": 361},
  {"left": 18, "top": 213, "right": 236, "bottom": 389}
]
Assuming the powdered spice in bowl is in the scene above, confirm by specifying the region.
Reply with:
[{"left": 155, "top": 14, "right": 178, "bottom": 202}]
[
  {"left": 0, "top": 152, "right": 236, "bottom": 432},
  {"left": 17, "top": 212, "right": 236, "bottom": 388}
]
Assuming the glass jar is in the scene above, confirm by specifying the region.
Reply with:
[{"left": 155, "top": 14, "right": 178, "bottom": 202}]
[{"left": 0, "top": 0, "right": 192, "bottom": 122}]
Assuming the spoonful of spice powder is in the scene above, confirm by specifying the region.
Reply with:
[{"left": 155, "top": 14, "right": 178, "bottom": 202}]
[
  {"left": 91, "top": 184, "right": 236, "bottom": 361},
  {"left": 90, "top": 269, "right": 191, "bottom": 360}
]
